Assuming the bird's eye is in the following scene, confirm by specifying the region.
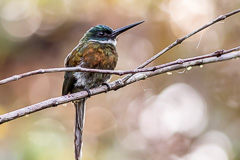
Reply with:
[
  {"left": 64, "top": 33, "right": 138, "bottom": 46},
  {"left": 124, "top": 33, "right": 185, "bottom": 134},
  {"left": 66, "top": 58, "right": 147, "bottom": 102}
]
[{"left": 98, "top": 31, "right": 105, "bottom": 36}]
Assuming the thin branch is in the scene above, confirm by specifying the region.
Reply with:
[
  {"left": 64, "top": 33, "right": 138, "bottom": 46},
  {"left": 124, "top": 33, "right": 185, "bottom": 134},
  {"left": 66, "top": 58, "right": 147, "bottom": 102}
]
[
  {"left": 0, "top": 45, "right": 239, "bottom": 86},
  {"left": 137, "top": 8, "right": 240, "bottom": 69},
  {"left": 0, "top": 9, "right": 239, "bottom": 125},
  {"left": 0, "top": 47, "right": 239, "bottom": 125},
  {"left": 0, "top": 67, "right": 124, "bottom": 85},
  {"left": 1, "top": 9, "right": 239, "bottom": 86},
  {"left": 120, "top": 8, "right": 240, "bottom": 82}
]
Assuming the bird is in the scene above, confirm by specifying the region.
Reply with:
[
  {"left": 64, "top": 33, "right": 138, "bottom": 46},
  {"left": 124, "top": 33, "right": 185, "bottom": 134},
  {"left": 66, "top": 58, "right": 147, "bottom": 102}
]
[{"left": 62, "top": 21, "right": 144, "bottom": 160}]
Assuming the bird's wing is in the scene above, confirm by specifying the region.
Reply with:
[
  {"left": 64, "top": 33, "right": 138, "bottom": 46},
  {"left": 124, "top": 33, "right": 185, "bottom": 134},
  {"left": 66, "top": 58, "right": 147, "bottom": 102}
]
[
  {"left": 62, "top": 71, "right": 76, "bottom": 95},
  {"left": 65, "top": 43, "right": 85, "bottom": 67},
  {"left": 62, "top": 43, "right": 85, "bottom": 95}
]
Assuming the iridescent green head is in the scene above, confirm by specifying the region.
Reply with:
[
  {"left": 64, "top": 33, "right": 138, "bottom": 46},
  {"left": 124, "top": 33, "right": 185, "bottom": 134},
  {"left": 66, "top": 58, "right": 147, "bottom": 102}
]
[{"left": 80, "top": 21, "right": 144, "bottom": 45}]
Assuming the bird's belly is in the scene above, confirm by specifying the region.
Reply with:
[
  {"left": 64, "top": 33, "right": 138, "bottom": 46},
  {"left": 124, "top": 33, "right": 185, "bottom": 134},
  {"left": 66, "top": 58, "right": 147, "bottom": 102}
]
[{"left": 73, "top": 72, "right": 111, "bottom": 90}]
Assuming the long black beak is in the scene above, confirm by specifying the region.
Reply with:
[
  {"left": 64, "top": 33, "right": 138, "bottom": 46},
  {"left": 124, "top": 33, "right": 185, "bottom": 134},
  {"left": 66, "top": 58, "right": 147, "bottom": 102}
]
[{"left": 111, "top": 21, "right": 144, "bottom": 38}]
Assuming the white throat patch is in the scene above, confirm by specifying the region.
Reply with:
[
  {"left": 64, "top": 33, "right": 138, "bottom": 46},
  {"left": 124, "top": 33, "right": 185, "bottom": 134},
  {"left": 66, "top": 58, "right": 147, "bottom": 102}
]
[{"left": 89, "top": 39, "right": 117, "bottom": 46}]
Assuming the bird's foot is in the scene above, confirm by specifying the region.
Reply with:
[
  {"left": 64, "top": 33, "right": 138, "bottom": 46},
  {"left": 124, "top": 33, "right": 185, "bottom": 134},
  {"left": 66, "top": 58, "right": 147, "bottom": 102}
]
[
  {"left": 102, "top": 83, "right": 111, "bottom": 93},
  {"left": 84, "top": 88, "right": 92, "bottom": 98}
]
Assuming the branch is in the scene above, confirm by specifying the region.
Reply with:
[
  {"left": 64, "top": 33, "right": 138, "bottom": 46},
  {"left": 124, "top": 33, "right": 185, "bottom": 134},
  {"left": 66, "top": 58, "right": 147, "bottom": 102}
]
[
  {"left": 0, "top": 47, "right": 239, "bottom": 125},
  {"left": 120, "top": 8, "right": 240, "bottom": 82},
  {"left": 136, "top": 8, "right": 240, "bottom": 69},
  {"left": 0, "top": 67, "right": 131, "bottom": 86},
  {"left": 0, "top": 9, "right": 239, "bottom": 86}
]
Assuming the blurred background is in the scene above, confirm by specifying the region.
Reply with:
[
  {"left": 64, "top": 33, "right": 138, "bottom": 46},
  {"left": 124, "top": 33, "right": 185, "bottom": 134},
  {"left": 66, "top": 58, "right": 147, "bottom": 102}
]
[{"left": 0, "top": 0, "right": 240, "bottom": 160}]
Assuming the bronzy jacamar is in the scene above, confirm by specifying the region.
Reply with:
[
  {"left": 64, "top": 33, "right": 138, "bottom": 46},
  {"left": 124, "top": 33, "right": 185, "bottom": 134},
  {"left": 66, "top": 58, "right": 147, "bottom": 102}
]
[{"left": 62, "top": 21, "right": 144, "bottom": 160}]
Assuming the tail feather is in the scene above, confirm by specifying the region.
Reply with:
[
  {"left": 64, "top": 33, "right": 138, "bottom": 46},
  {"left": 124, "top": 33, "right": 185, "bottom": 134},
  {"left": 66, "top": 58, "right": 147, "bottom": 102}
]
[{"left": 74, "top": 98, "right": 86, "bottom": 160}]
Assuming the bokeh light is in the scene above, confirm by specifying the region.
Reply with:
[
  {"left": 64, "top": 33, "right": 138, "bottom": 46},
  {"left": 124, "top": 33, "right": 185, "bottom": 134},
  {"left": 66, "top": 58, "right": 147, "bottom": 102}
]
[
  {"left": 168, "top": 0, "right": 214, "bottom": 38},
  {"left": 1, "top": 0, "right": 42, "bottom": 40},
  {"left": 183, "top": 131, "right": 232, "bottom": 160},
  {"left": 139, "top": 83, "right": 208, "bottom": 141}
]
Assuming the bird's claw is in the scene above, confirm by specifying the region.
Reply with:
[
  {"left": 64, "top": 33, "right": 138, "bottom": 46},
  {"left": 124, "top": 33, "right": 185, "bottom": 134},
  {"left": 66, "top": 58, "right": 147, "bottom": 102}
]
[
  {"left": 84, "top": 88, "right": 91, "bottom": 98},
  {"left": 102, "top": 83, "right": 111, "bottom": 93}
]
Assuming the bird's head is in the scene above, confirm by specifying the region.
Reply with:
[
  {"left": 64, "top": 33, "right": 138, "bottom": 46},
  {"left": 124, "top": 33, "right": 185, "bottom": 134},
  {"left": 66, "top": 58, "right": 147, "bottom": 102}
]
[{"left": 80, "top": 21, "right": 144, "bottom": 45}]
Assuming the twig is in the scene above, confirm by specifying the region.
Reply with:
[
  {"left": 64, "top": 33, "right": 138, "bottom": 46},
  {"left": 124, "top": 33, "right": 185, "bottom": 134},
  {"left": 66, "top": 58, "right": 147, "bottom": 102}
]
[
  {"left": 0, "top": 67, "right": 124, "bottom": 85},
  {"left": 137, "top": 8, "right": 240, "bottom": 68},
  {"left": 0, "top": 47, "right": 239, "bottom": 125},
  {"left": 1, "top": 9, "right": 239, "bottom": 86},
  {"left": 120, "top": 8, "right": 240, "bottom": 82},
  {"left": 0, "top": 45, "right": 239, "bottom": 87}
]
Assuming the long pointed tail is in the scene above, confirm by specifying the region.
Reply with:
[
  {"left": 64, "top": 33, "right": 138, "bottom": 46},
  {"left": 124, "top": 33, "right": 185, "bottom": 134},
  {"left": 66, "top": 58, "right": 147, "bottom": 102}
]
[{"left": 74, "top": 98, "right": 86, "bottom": 160}]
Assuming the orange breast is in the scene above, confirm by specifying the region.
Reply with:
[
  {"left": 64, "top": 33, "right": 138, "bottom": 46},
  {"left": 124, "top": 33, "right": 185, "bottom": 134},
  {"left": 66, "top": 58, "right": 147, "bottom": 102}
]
[{"left": 81, "top": 43, "right": 118, "bottom": 70}]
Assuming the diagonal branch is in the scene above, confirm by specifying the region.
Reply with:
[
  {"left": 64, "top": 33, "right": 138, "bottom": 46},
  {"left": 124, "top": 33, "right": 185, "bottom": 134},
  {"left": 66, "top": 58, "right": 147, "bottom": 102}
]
[
  {"left": 136, "top": 8, "right": 240, "bottom": 69},
  {"left": 120, "top": 8, "right": 240, "bottom": 82},
  {"left": 0, "top": 47, "right": 239, "bottom": 125},
  {"left": 0, "top": 9, "right": 239, "bottom": 86}
]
